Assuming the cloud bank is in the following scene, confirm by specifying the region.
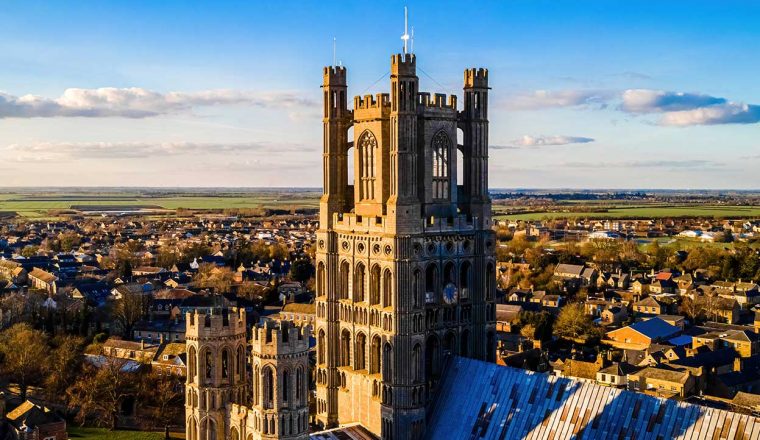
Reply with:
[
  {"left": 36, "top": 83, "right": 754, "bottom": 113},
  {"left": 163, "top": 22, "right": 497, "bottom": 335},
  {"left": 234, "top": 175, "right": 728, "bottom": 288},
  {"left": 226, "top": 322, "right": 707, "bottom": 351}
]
[
  {"left": 509, "top": 87, "right": 760, "bottom": 126},
  {"left": 2, "top": 141, "right": 306, "bottom": 161},
  {"left": 0, "top": 88, "right": 316, "bottom": 119},
  {"left": 510, "top": 135, "right": 594, "bottom": 147}
]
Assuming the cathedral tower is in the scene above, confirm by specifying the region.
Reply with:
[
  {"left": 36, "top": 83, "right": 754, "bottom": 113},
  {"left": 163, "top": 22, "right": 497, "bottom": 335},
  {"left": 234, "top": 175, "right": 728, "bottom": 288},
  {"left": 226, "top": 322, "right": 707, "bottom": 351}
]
[
  {"left": 315, "top": 52, "right": 497, "bottom": 439},
  {"left": 186, "top": 307, "right": 248, "bottom": 440}
]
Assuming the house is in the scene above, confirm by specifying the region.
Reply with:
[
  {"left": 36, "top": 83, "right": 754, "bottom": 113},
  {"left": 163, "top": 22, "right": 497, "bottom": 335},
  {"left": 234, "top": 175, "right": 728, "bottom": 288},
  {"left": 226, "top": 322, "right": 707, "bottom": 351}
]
[
  {"left": 605, "top": 317, "right": 681, "bottom": 349},
  {"left": 133, "top": 318, "right": 186, "bottom": 343},
  {"left": 714, "top": 298, "right": 741, "bottom": 324},
  {"left": 552, "top": 354, "right": 605, "bottom": 383},
  {"left": 27, "top": 267, "right": 57, "bottom": 294},
  {"left": 552, "top": 264, "right": 586, "bottom": 290},
  {"left": 0, "top": 260, "right": 27, "bottom": 284},
  {"left": 132, "top": 266, "right": 168, "bottom": 277},
  {"left": 627, "top": 366, "right": 695, "bottom": 398},
  {"left": 277, "top": 282, "right": 304, "bottom": 302},
  {"left": 632, "top": 279, "right": 650, "bottom": 296},
  {"left": 102, "top": 338, "right": 159, "bottom": 363},
  {"left": 600, "top": 306, "right": 628, "bottom": 325},
  {"left": 633, "top": 296, "right": 665, "bottom": 315},
  {"left": 151, "top": 342, "right": 187, "bottom": 376},
  {"left": 1, "top": 396, "right": 68, "bottom": 440},
  {"left": 71, "top": 281, "right": 111, "bottom": 306},
  {"left": 656, "top": 314, "right": 685, "bottom": 330},
  {"left": 275, "top": 302, "right": 316, "bottom": 327},
  {"left": 596, "top": 362, "right": 639, "bottom": 388},
  {"left": 719, "top": 330, "right": 760, "bottom": 358},
  {"left": 649, "top": 279, "right": 677, "bottom": 294}
]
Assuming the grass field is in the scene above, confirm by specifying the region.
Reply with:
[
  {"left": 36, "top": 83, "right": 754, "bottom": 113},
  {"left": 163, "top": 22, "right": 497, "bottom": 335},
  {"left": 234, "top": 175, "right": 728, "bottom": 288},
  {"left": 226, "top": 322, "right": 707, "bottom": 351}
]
[
  {"left": 495, "top": 205, "right": 760, "bottom": 221},
  {"left": 0, "top": 192, "right": 320, "bottom": 218},
  {"left": 68, "top": 427, "right": 183, "bottom": 440}
]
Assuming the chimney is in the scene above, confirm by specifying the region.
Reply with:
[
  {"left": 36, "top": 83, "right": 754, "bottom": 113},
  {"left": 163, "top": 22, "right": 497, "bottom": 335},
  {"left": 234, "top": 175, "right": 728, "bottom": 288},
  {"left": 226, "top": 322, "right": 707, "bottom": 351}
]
[
  {"left": 140, "top": 339, "right": 145, "bottom": 350},
  {"left": 160, "top": 333, "right": 165, "bottom": 344}
]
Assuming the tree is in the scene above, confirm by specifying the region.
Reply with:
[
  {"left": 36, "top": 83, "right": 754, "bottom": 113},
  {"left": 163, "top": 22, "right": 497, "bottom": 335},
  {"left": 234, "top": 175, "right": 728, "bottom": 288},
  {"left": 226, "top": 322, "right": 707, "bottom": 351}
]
[
  {"left": 44, "top": 335, "right": 85, "bottom": 402},
  {"left": 0, "top": 323, "right": 48, "bottom": 399},
  {"left": 140, "top": 372, "right": 183, "bottom": 426},
  {"left": 67, "top": 357, "right": 141, "bottom": 429},
  {"left": 20, "top": 245, "right": 39, "bottom": 258},
  {"left": 517, "top": 310, "right": 554, "bottom": 341},
  {"left": 289, "top": 258, "right": 314, "bottom": 285},
  {"left": 553, "top": 303, "right": 600, "bottom": 343},
  {"left": 112, "top": 291, "right": 151, "bottom": 338}
]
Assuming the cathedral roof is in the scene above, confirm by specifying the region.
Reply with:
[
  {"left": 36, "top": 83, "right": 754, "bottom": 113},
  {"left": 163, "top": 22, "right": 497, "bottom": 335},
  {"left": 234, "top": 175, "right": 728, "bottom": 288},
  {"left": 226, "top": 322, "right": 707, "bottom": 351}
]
[
  {"left": 309, "top": 423, "right": 379, "bottom": 440},
  {"left": 426, "top": 356, "right": 760, "bottom": 439}
]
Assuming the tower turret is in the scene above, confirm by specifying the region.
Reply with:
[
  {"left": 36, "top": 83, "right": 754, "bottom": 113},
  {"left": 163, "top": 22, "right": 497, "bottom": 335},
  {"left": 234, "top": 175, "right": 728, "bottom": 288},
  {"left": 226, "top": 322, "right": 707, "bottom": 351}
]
[
  {"left": 185, "top": 307, "right": 248, "bottom": 440},
  {"left": 246, "top": 321, "right": 310, "bottom": 440},
  {"left": 461, "top": 68, "right": 490, "bottom": 226},
  {"left": 321, "top": 66, "right": 351, "bottom": 229},
  {"left": 387, "top": 53, "right": 421, "bottom": 234}
]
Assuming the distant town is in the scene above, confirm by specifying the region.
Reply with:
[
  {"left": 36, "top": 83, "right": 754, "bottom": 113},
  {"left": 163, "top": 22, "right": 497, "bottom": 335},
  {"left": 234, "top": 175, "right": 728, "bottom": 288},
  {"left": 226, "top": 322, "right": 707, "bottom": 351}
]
[{"left": 0, "top": 190, "right": 759, "bottom": 438}]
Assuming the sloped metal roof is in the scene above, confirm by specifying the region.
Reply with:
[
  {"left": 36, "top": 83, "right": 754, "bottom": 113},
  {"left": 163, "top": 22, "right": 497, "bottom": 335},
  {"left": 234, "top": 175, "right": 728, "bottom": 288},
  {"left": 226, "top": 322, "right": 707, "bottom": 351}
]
[{"left": 426, "top": 356, "right": 760, "bottom": 439}]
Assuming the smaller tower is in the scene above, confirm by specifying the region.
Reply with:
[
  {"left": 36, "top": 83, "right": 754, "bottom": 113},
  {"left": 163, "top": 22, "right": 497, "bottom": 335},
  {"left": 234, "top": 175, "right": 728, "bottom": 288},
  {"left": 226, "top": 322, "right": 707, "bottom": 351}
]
[
  {"left": 186, "top": 307, "right": 248, "bottom": 440},
  {"left": 250, "top": 321, "right": 310, "bottom": 440}
]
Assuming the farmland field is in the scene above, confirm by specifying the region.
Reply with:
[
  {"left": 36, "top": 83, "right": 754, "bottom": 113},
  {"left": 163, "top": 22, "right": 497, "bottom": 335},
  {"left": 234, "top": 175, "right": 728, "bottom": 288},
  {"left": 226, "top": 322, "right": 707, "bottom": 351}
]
[
  {"left": 494, "top": 204, "right": 760, "bottom": 221},
  {"left": 0, "top": 191, "right": 320, "bottom": 218}
]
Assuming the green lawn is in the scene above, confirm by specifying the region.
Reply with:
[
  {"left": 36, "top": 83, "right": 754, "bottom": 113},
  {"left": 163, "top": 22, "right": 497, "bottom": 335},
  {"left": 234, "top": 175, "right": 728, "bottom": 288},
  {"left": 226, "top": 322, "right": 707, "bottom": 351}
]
[
  {"left": 495, "top": 205, "right": 760, "bottom": 221},
  {"left": 67, "top": 427, "right": 178, "bottom": 440}
]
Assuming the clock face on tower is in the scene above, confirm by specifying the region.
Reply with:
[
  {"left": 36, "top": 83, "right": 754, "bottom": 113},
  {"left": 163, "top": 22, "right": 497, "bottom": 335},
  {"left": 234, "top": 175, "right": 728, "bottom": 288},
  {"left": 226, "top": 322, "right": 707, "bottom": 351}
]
[{"left": 443, "top": 282, "right": 458, "bottom": 304}]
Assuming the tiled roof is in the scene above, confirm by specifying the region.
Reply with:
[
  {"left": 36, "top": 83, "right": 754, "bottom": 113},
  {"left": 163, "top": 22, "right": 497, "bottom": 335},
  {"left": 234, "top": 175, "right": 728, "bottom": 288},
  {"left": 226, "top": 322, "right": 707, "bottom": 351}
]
[{"left": 426, "top": 356, "right": 760, "bottom": 439}]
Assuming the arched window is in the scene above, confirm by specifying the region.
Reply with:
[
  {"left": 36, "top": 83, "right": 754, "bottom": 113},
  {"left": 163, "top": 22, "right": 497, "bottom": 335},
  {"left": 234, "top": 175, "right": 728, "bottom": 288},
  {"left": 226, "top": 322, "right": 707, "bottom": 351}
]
[
  {"left": 357, "top": 130, "right": 378, "bottom": 201},
  {"left": 187, "top": 417, "right": 197, "bottom": 440},
  {"left": 382, "top": 343, "right": 393, "bottom": 382},
  {"left": 370, "top": 335, "right": 382, "bottom": 374},
  {"left": 382, "top": 269, "right": 393, "bottom": 307},
  {"left": 253, "top": 365, "right": 259, "bottom": 405},
  {"left": 231, "top": 427, "right": 240, "bottom": 440},
  {"left": 413, "top": 270, "right": 421, "bottom": 308},
  {"left": 263, "top": 366, "right": 275, "bottom": 409},
  {"left": 354, "top": 263, "right": 366, "bottom": 302},
  {"left": 203, "top": 349, "right": 214, "bottom": 381},
  {"left": 426, "top": 335, "right": 440, "bottom": 379},
  {"left": 317, "top": 262, "right": 325, "bottom": 297},
  {"left": 236, "top": 346, "right": 244, "bottom": 381},
  {"left": 296, "top": 367, "right": 303, "bottom": 403},
  {"left": 460, "top": 261, "right": 471, "bottom": 299},
  {"left": 318, "top": 330, "right": 326, "bottom": 364},
  {"left": 432, "top": 130, "right": 451, "bottom": 200},
  {"left": 425, "top": 264, "right": 438, "bottom": 304},
  {"left": 221, "top": 349, "right": 229, "bottom": 379},
  {"left": 188, "top": 346, "right": 197, "bottom": 382},
  {"left": 412, "top": 344, "right": 422, "bottom": 383},
  {"left": 282, "top": 370, "right": 290, "bottom": 403},
  {"left": 340, "top": 261, "right": 350, "bottom": 300},
  {"left": 355, "top": 333, "right": 367, "bottom": 370},
  {"left": 486, "top": 263, "right": 494, "bottom": 301},
  {"left": 370, "top": 265, "right": 381, "bottom": 305},
  {"left": 340, "top": 330, "right": 351, "bottom": 367}
]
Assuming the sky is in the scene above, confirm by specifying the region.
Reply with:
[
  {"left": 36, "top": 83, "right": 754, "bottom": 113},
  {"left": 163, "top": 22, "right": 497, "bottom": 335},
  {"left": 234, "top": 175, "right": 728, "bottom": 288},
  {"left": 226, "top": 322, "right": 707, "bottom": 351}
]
[{"left": 0, "top": 0, "right": 759, "bottom": 189}]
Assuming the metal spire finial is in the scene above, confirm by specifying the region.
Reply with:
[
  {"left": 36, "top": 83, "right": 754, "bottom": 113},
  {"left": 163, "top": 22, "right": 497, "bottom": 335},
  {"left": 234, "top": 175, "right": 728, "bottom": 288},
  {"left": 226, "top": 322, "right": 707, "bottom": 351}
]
[{"left": 401, "top": 6, "right": 410, "bottom": 54}]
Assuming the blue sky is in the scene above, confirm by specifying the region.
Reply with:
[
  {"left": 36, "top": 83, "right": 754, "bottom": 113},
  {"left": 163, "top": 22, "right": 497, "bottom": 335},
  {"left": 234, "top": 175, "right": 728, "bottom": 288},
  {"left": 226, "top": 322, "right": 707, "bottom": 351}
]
[{"left": 0, "top": 1, "right": 759, "bottom": 188}]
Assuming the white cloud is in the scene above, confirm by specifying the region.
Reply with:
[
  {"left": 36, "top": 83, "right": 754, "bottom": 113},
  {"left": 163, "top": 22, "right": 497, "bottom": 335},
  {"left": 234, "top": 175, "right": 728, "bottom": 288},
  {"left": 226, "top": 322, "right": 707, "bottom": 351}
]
[
  {"left": 509, "top": 135, "right": 594, "bottom": 148},
  {"left": 2, "top": 141, "right": 307, "bottom": 161},
  {"left": 506, "top": 89, "right": 613, "bottom": 110},
  {"left": 658, "top": 103, "right": 760, "bottom": 126},
  {"left": 0, "top": 88, "right": 316, "bottom": 119},
  {"left": 621, "top": 89, "right": 726, "bottom": 113},
  {"left": 563, "top": 159, "right": 724, "bottom": 169}
]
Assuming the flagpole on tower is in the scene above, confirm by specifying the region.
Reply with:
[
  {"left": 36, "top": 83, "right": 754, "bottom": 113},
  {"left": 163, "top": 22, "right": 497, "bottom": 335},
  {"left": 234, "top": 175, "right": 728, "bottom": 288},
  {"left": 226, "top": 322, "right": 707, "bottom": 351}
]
[{"left": 333, "top": 37, "right": 337, "bottom": 66}]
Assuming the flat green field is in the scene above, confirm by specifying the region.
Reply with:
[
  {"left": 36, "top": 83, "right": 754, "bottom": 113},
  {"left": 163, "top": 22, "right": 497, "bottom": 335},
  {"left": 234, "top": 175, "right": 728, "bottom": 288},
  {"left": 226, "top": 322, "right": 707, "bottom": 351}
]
[
  {"left": 495, "top": 205, "right": 760, "bottom": 221},
  {"left": 68, "top": 427, "right": 183, "bottom": 440},
  {"left": 0, "top": 192, "right": 320, "bottom": 218}
]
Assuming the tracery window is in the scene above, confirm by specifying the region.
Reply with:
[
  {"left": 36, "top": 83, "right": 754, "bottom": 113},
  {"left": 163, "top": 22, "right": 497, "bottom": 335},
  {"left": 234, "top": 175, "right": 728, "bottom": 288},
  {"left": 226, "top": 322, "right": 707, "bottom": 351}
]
[
  {"left": 432, "top": 131, "right": 451, "bottom": 200},
  {"left": 358, "top": 131, "right": 378, "bottom": 200}
]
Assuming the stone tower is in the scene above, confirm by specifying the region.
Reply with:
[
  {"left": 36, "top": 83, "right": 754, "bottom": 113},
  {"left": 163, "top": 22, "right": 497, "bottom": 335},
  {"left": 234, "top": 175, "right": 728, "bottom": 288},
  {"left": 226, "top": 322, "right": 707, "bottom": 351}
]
[
  {"left": 186, "top": 307, "right": 248, "bottom": 440},
  {"left": 229, "top": 321, "right": 310, "bottom": 440},
  {"left": 315, "top": 53, "right": 497, "bottom": 439}
]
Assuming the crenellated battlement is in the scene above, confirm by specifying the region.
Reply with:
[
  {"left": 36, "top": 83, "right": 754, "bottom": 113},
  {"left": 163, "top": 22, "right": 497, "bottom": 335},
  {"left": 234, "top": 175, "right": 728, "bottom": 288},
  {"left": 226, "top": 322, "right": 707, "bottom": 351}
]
[
  {"left": 354, "top": 93, "right": 390, "bottom": 110},
  {"left": 252, "top": 320, "right": 310, "bottom": 356},
  {"left": 464, "top": 68, "right": 489, "bottom": 88},
  {"left": 186, "top": 306, "right": 246, "bottom": 338},
  {"left": 391, "top": 53, "right": 416, "bottom": 75},
  {"left": 323, "top": 65, "right": 347, "bottom": 85},
  {"left": 418, "top": 92, "right": 457, "bottom": 110}
]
